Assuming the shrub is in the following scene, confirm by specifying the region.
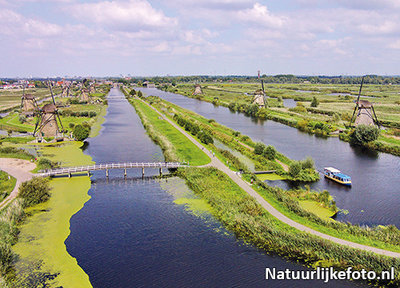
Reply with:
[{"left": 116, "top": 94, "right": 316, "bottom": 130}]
[
  {"left": 311, "top": 96, "right": 319, "bottom": 107},
  {"left": 350, "top": 125, "right": 380, "bottom": 145},
  {"left": 18, "top": 177, "right": 51, "bottom": 207},
  {"left": 197, "top": 131, "right": 213, "bottom": 144},
  {"left": 228, "top": 102, "right": 237, "bottom": 111},
  {"left": 73, "top": 124, "right": 90, "bottom": 141},
  {"left": 89, "top": 111, "right": 97, "bottom": 118},
  {"left": 137, "top": 91, "right": 143, "bottom": 98},
  {"left": 254, "top": 142, "right": 266, "bottom": 155},
  {"left": 300, "top": 157, "right": 314, "bottom": 169},
  {"left": 38, "top": 158, "right": 54, "bottom": 170},
  {"left": 289, "top": 161, "right": 302, "bottom": 177},
  {"left": 19, "top": 115, "right": 26, "bottom": 123},
  {"left": 69, "top": 123, "right": 75, "bottom": 129},
  {"left": 263, "top": 145, "right": 276, "bottom": 160}
]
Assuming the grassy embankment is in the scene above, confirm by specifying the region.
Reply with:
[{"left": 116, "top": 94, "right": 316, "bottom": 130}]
[
  {"left": 128, "top": 98, "right": 210, "bottom": 166},
  {"left": 180, "top": 167, "right": 400, "bottom": 287},
  {"left": 128, "top": 91, "right": 400, "bottom": 254},
  {"left": 0, "top": 171, "right": 16, "bottom": 201},
  {"left": 145, "top": 96, "right": 319, "bottom": 182},
  {"left": 159, "top": 83, "right": 400, "bottom": 156}
]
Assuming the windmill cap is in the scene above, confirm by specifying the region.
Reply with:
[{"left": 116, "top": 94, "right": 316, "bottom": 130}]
[
  {"left": 357, "top": 99, "right": 373, "bottom": 108},
  {"left": 22, "top": 94, "right": 35, "bottom": 100},
  {"left": 42, "top": 103, "right": 57, "bottom": 113}
]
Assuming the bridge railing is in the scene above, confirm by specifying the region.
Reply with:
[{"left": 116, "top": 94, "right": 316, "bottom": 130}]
[{"left": 37, "top": 162, "right": 187, "bottom": 177}]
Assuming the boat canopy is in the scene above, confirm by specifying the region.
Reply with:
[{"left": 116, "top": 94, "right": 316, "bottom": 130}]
[{"left": 324, "top": 167, "right": 341, "bottom": 173}]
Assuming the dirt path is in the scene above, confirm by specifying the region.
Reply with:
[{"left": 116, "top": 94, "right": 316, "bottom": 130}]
[
  {"left": 139, "top": 97, "right": 400, "bottom": 258},
  {"left": 276, "top": 159, "right": 289, "bottom": 172},
  {"left": 0, "top": 158, "right": 36, "bottom": 209}
]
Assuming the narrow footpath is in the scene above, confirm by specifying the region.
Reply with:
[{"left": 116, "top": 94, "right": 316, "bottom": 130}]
[
  {"left": 140, "top": 97, "right": 400, "bottom": 259},
  {"left": 0, "top": 158, "right": 35, "bottom": 209}
]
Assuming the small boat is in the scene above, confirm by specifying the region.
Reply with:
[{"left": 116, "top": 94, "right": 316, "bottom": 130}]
[{"left": 323, "top": 167, "right": 352, "bottom": 186}]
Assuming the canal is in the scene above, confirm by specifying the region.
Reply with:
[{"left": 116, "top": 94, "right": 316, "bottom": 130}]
[
  {"left": 137, "top": 87, "right": 400, "bottom": 228},
  {"left": 66, "top": 88, "right": 363, "bottom": 287}
]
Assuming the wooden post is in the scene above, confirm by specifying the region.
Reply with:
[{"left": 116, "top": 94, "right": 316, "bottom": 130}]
[
  {"left": 124, "top": 168, "right": 127, "bottom": 177},
  {"left": 142, "top": 167, "right": 144, "bottom": 177},
  {"left": 159, "top": 167, "right": 162, "bottom": 176},
  {"left": 106, "top": 169, "right": 109, "bottom": 177},
  {"left": 68, "top": 172, "right": 71, "bottom": 178},
  {"left": 87, "top": 171, "right": 90, "bottom": 176}
]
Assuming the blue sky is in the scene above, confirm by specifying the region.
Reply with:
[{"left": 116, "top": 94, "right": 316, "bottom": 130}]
[{"left": 0, "top": 0, "right": 399, "bottom": 77}]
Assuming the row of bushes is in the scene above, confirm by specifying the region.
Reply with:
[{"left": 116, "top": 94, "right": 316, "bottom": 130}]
[
  {"left": 173, "top": 114, "right": 213, "bottom": 144},
  {"left": 297, "top": 119, "right": 334, "bottom": 137},
  {"left": 59, "top": 110, "right": 97, "bottom": 118}
]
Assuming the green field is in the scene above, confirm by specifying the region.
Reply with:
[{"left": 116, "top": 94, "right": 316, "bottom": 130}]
[{"left": 131, "top": 98, "right": 210, "bottom": 166}]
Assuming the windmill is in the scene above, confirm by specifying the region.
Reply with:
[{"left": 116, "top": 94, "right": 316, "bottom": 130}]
[
  {"left": 61, "top": 82, "right": 71, "bottom": 97},
  {"left": 33, "top": 81, "right": 64, "bottom": 139},
  {"left": 20, "top": 84, "right": 38, "bottom": 115},
  {"left": 349, "top": 76, "right": 380, "bottom": 127},
  {"left": 253, "top": 80, "right": 267, "bottom": 108},
  {"left": 193, "top": 84, "right": 203, "bottom": 95},
  {"left": 89, "top": 82, "right": 96, "bottom": 94},
  {"left": 78, "top": 79, "right": 90, "bottom": 102}
]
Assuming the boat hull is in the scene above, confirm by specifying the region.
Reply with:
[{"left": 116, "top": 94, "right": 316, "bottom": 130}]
[{"left": 324, "top": 174, "right": 352, "bottom": 186}]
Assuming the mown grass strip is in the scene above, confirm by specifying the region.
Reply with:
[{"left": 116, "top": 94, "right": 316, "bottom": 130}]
[{"left": 131, "top": 98, "right": 210, "bottom": 166}]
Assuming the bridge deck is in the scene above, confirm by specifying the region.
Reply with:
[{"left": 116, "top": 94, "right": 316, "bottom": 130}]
[{"left": 38, "top": 162, "right": 186, "bottom": 177}]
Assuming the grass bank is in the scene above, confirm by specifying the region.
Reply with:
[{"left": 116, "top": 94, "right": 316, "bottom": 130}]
[
  {"left": 0, "top": 171, "right": 16, "bottom": 201},
  {"left": 180, "top": 167, "right": 400, "bottom": 287},
  {"left": 129, "top": 98, "right": 210, "bottom": 166}
]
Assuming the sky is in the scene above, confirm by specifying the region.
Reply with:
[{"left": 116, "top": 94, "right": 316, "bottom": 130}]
[{"left": 0, "top": 0, "right": 399, "bottom": 77}]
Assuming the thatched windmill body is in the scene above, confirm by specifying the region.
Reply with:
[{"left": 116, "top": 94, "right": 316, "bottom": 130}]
[
  {"left": 79, "top": 88, "right": 90, "bottom": 102},
  {"left": 20, "top": 86, "right": 38, "bottom": 114},
  {"left": 193, "top": 84, "right": 203, "bottom": 95},
  {"left": 34, "top": 82, "right": 64, "bottom": 138},
  {"left": 253, "top": 80, "right": 267, "bottom": 108},
  {"left": 349, "top": 77, "right": 380, "bottom": 127}
]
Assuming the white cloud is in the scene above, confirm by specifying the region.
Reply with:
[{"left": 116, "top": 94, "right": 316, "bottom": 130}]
[
  {"left": 237, "top": 3, "right": 286, "bottom": 28},
  {"left": 70, "top": 0, "right": 178, "bottom": 32},
  {"left": 388, "top": 40, "right": 400, "bottom": 49}
]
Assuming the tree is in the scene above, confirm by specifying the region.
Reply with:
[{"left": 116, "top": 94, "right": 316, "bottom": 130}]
[
  {"left": 19, "top": 177, "right": 51, "bottom": 207},
  {"left": 137, "top": 91, "right": 143, "bottom": 98},
  {"left": 130, "top": 89, "right": 136, "bottom": 96},
  {"left": 73, "top": 124, "right": 90, "bottom": 141},
  {"left": 19, "top": 115, "right": 26, "bottom": 123},
  {"left": 263, "top": 145, "right": 276, "bottom": 160},
  {"left": 289, "top": 161, "right": 302, "bottom": 178},
  {"left": 310, "top": 96, "right": 319, "bottom": 107},
  {"left": 350, "top": 125, "right": 380, "bottom": 145},
  {"left": 300, "top": 157, "right": 314, "bottom": 169},
  {"left": 254, "top": 142, "right": 266, "bottom": 155}
]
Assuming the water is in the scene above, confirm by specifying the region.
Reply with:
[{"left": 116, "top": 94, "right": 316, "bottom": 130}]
[
  {"left": 137, "top": 88, "right": 400, "bottom": 227},
  {"left": 66, "top": 88, "right": 363, "bottom": 287},
  {"left": 282, "top": 98, "right": 297, "bottom": 108}
]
